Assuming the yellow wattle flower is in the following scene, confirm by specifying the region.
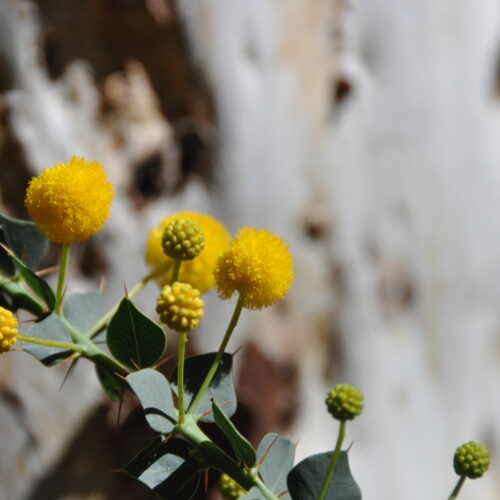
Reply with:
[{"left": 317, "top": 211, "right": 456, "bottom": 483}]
[
  {"left": 145, "top": 211, "right": 230, "bottom": 293},
  {"left": 24, "top": 156, "right": 114, "bottom": 244},
  {"left": 0, "top": 306, "right": 18, "bottom": 354},
  {"left": 214, "top": 227, "right": 294, "bottom": 310}
]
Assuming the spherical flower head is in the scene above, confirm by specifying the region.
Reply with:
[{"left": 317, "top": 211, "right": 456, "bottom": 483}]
[
  {"left": 219, "top": 473, "right": 247, "bottom": 500},
  {"left": 453, "top": 441, "right": 490, "bottom": 479},
  {"left": 24, "top": 156, "right": 114, "bottom": 244},
  {"left": 214, "top": 227, "right": 294, "bottom": 310},
  {"left": 326, "top": 383, "right": 364, "bottom": 421},
  {"left": 145, "top": 211, "right": 230, "bottom": 293},
  {"left": 162, "top": 219, "right": 205, "bottom": 260},
  {"left": 156, "top": 282, "right": 204, "bottom": 332},
  {"left": 0, "top": 307, "right": 18, "bottom": 354}
]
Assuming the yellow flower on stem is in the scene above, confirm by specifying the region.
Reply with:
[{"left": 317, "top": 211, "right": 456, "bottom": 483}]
[
  {"left": 145, "top": 211, "right": 230, "bottom": 293},
  {"left": 214, "top": 227, "right": 294, "bottom": 310},
  {"left": 0, "top": 307, "right": 18, "bottom": 353},
  {"left": 25, "top": 156, "right": 114, "bottom": 244}
]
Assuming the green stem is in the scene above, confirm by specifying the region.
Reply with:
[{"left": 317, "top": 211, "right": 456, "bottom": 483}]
[
  {"left": 448, "top": 476, "right": 466, "bottom": 500},
  {"left": 316, "top": 420, "right": 346, "bottom": 500},
  {"left": 187, "top": 293, "right": 245, "bottom": 415},
  {"left": 170, "top": 259, "right": 181, "bottom": 284},
  {"left": 55, "top": 243, "right": 71, "bottom": 314},
  {"left": 177, "top": 330, "right": 188, "bottom": 425},
  {"left": 18, "top": 333, "right": 83, "bottom": 352},
  {"left": 178, "top": 418, "right": 279, "bottom": 499},
  {"left": 60, "top": 316, "right": 130, "bottom": 375},
  {"left": 87, "top": 265, "right": 167, "bottom": 339}
]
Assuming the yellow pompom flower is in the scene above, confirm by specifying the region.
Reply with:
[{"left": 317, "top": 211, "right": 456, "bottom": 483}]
[
  {"left": 24, "top": 156, "right": 114, "bottom": 244},
  {"left": 0, "top": 306, "right": 18, "bottom": 353},
  {"left": 214, "top": 227, "right": 294, "bottom": 310},
  {"left": 145, "top": 211, "right": 230, "bottom": 293}
]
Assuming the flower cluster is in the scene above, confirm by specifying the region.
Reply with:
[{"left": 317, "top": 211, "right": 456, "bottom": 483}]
[
  {"left": 156, "top": 282, "right": 204, "bottom": 332},
  {"left": 219, "top": 473, "right": 247, "bottom": 499},
  {"left": 214, "top": 227, "right": 293, "bottom": 310},
  {"left": 145, "top": 211, "right": 230, "bottom": 293},
  {"left": 453, "top": 441, "right": 490, "bottom": 479},
  {"left": 25, "top": 156, "right": 114, "bottom": 244},
  {"left": 0, "top": 307, "right": 18, "bottom": 354},
  {"left": 326, "top": 383, "right": 364, "bottom": 421},
  {"left": 162, "top": 218, "right": 205, "bottom": 260}
]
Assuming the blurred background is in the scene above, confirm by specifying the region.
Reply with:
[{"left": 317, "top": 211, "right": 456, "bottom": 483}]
[{"left": 1, "top": 0, "right": 500, "bottom": 499}]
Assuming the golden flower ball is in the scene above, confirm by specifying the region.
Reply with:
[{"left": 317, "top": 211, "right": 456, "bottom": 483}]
[
  {"left": 25, "top": 156, "right": 114, "bottom": 244},
  {"left": 214, "top": 227, "right": 294, "bottom": 310}
]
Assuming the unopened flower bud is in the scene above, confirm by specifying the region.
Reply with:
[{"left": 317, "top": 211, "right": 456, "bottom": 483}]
[
  {"left": 219, "top": 473, "right": 247, "bottom": 500},
  {"left": 162, "top": 219, "right": 205, "bottom": 261},
  {"left": 156, "top": 282, "right": 204, "bottom": 332},
  {"left": 326, "top": 383, "right": 364, "bottom": 421},
  {"left": 453, "top": 441, "right": 490, "bottom": 479},
  {"left": 0, "top": 307, "right": 18, "bottom": 354}
]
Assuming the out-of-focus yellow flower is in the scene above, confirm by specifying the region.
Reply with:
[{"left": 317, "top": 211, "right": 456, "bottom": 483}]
[
  {"left": 214, "top": 227, "right": 293, "bottom": 310},
  {"left": 145, "top": 211, "right": 230, "bottom": 293},
  {"left": 24, "top": 156, "right": 114, "bottom": 244},
  {"left": 219, "top": 473, "right": 247, "bottom": 499},
  {"left": 0, "top": 306, "right": 18, "bottom": 354},
  {"left": 156, "top": 282, "right": 204, "bottom": 332}
]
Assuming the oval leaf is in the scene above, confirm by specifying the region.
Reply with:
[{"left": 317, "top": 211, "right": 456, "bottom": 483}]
[
  {"left": 63, "top": 291, "right": 103, "bottom": 332},
  {"left": 212, "top": 398, "right": 256, "bottom": 467},
  {"left": 171, "top": 353, "right": 236, "bottom": 422},
  {"left": 287, "top": 451, "right": 361, "bottom": 500},
  {"left": 0, "top": 213, "right": 48, "bottom": 272},
  {"left": 127, "top": 369, "right": 177, "bottom": 434},
  {"left": 107, "top": 297, "right": 166, "bottom": 369},
  {"left": 23, "top": 313, "right": 73, "bottom": 366},
  {"left": 126, "top": 437, "right": 201, "bottom": 500},
  {"left": 256, "top": 433, "right": 296, "bottom": 498}
]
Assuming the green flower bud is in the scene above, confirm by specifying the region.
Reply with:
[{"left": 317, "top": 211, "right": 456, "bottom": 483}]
[
  {"left": 219, "top": 473, "right": 247, "bottom": 500},
  {"left": 161, "top": 218, "right": 205, "bottom": 260},
  {"left": 453, "top": 441, "right": 490, "bottom": 479},
  {"left": 326, "top": 383, "right": 364, "bottom": 421}
]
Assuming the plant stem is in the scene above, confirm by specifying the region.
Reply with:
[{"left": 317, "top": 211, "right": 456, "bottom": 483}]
[
  {"left": 448, "top": 476, "right": 466, "bottom": 500},
  {"left": 187, "top": 293, "right": 245, "bottom": 415},
  {"left": 178, "top": 418, "right": 279, "bottom": 499},
  {"left": 55, "top": 243, "right": 70, "bottom": 314},
  {"left": 60, "top": 316, "right": 130, "bottom": 375},
  {"left": 86, "top": 265, "right": 167, "bottom": 339},
  {"left": 17, "top": 334, "right": 83, "bottom": 352},
  {"left": 253, "top": 476, "right": 282, "bottom": 500},
  {"left": 170, "top": 259, "right": 181, "bottom": 284},
  {"left": 177, "top": 330, "right": 188, "bottom": 425},
  {"left": 316, "top": 420, "right": 346, "bottom": 500}
]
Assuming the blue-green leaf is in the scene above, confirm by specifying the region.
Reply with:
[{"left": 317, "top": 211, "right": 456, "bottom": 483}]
[
  {"left": 287, "top": 451, "right": 361, "bottom": 500},
  {"left": 171, "top": 353, "right": 236, "bottom": 422},
  {"left": 22, "top": 313, "right": 73, "bottom": 366},
  {"left": 0, "top": 213, "right": 48, "bottom": 274},
  {"left": 63, "top": 291, "right": 103, "bottom": 332},
  {"left": 126, "top": 437, "right": 201, "bottom": 500},
  {"left": 127, "top": 369, "right": 177, "bottom": 434},
  {"left": 107, "top": 297, "right": 166, "bottom": 369},
  {"left": 212, "top": 398, "right": 256, "bottom": 467},
  {"left": 255, "top": 433, "right": 296, "bottom": 498},
  {"left": 2, "top": 245, "right": 54, "bottom": 311}
]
